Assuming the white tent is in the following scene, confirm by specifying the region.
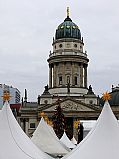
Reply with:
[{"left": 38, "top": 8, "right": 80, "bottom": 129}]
[
  {"left": 81, "top": 120, "right": 96, "bottom": 138},
  {"left": 47, "top": 123, "right": 57, "bottom": 136},
  {"left": 60, "top": 132, "right": 76, "bottom": 149},
  {"left": 63, "top": 101, "right": 119, "bottom": 159},
  {"left": 0, "top": 101, "right": 52, "bottom": 159},
  {"left": 71, "top": 136, "right": 77, "bottom": 145},
  {"left": 31, "top": 117, "right": 70, "bottom": 156}
]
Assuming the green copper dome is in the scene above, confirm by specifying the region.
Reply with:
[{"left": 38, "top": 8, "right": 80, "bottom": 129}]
[{"left": 55, "top": 16, "right": 81, "bottom": 40}]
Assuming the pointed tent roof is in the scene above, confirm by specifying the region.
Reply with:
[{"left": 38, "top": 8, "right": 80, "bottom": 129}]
[
  {"left": 0, "top": 101, "right": 52, "bottom": 159},
  {"left": 60, "top": 132, "right": 76, "bottom": 149},
  {"left": 71, "top": 136, "right": 77, "bottom": 145},
  {"left": 31, "top": 117, "right": 70, "bottom": 156},
  {"left": 63, "top": 101, "right": 119, "bottom": 159},
  {"left": 47, "top": 123, "right": 58, "bottom": 136}
]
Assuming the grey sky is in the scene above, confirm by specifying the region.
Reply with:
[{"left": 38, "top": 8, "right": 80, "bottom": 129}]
[{"left": 0, "top": 0, "right": 119, "bottom": 101}]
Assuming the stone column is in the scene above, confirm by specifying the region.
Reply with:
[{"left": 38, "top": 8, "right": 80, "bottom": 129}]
[
  {"left": 62, "top": 62, "right": 65, "bottom": 86},
  {"left": 25, "top": 118, "right": 29, "bottom": 136},
  {"left": 71, "top": 62, "right": 74, "bottom": 86},
  {"left": 80, "top": 63, "right": 83, "bottom": 87},
  {"left": 20, "top": 118, "right": 24, "bottom": 130},
  {"left": 53, "top": 63, "right": 56, "bottom": 87},
  {"left": 84, "top": 65, "right": 87, "bottom": 88},
  {"left": 55, "top": 64, "right": 58, "bottom": 87},
  {"left": 49, "top": 64, "right": 52, "bottom": 88}
]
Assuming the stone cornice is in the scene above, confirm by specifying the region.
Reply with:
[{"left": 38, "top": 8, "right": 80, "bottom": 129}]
[{"left": 48, "top": 55, "right": 89, "bottom": 64}]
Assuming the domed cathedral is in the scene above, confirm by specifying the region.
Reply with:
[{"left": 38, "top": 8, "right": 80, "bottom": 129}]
[
  {"left": 40, "top": 8, "right": 99, "bottom": 109},
  {"left": 19, "top": 8, "right": 100, "bottom": 140},
  {"left": 38, "top": 8, "right": 100, "bottom": 139},
  {"left": 48, "top": 7, "right": 88, "bottom": 96}
]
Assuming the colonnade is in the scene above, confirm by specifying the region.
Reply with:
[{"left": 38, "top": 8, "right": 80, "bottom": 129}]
[{"left": 49, "top": 62, "right": 87, "bottom": 89}]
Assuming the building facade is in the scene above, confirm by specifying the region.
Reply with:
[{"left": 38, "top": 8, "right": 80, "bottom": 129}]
[
  {"left": 0, "top": 84, "right": 20, "bottom": 108},
  {"left": 19, "top": 9, "right": 101, "bottom": 139}
]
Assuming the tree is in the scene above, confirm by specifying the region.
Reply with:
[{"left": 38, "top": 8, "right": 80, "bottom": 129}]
[{"left": 52, "top": 99, "right": 65, "bottom": 139}]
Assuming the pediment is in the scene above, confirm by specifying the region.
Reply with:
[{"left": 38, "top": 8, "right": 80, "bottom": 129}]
[{"left": 43, "top": 99, "right": 100, "bottom": 112}]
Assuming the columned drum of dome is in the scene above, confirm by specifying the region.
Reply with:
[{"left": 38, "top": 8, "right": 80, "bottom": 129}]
[{"left": 47, "top": 9, "right": 89, "bottom": 96}]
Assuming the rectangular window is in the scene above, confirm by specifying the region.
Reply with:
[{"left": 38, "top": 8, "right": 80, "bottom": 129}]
[
  {"left": 59, "top": 76, "right": 62, "bottom": 85},
  {"left": 30, "top": 123, "right": 35, "bottom": 129}
]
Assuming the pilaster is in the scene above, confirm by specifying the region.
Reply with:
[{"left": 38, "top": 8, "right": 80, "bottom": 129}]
[
  {"left": 53, "top": 64, "right": 56, "bottom": 87},
  {"left": 62, "top": 62, "right": 65, "bottom": 86},
  {"left": 72, "top": 62, "right": 75, "bottom": 86},
  {"left": 84, "top": 65, "right": 87, "bottom": 88},
  {"left": 49, "top": 64, "right": 52, "bottom": 88},
  {"left": 25, "top": 118, "right": 29, "bottom": 136},
  {"left": 80, "top": 63, "right": 83, "bottom": 87},
  {"left": 20, "top": 118, "right": 24, "bottom": 130}
]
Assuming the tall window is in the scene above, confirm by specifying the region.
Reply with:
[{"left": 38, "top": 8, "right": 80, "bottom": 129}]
[
  {"left": 59, "top": 76, "right": 62, "bottom": 85},
  {"left": 74, "top": 76, "right": 77, "bottom": 85}
]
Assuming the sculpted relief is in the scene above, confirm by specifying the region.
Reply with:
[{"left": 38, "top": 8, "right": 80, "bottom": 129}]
[
  {"left": 45, "top": 100, "right": 94, "bottom": 112},
  {"left": 61, "top": 101, "right": 86, "bottom": 111}
]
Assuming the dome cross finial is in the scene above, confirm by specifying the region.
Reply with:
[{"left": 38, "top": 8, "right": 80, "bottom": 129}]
[{"left": 67, "top": 7, "right": 70, "bottom": 17}]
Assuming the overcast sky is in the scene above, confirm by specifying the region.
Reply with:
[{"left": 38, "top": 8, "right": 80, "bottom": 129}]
[{"left": 0, "top": 0, "right": 119, "bottom": 101}]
